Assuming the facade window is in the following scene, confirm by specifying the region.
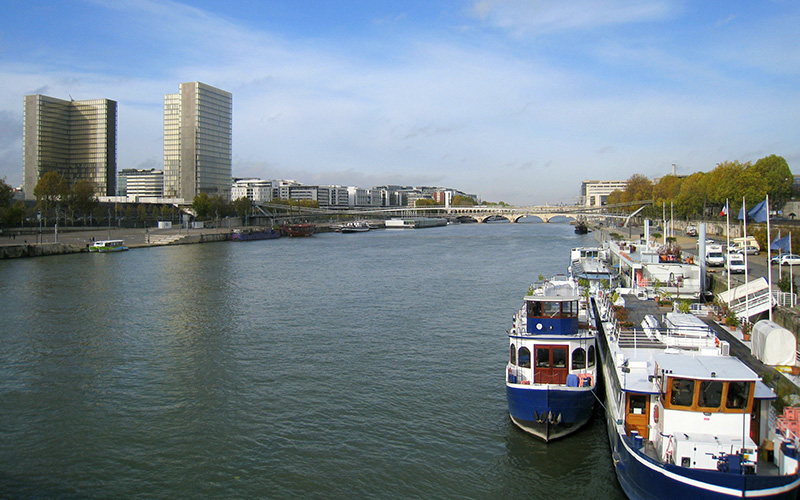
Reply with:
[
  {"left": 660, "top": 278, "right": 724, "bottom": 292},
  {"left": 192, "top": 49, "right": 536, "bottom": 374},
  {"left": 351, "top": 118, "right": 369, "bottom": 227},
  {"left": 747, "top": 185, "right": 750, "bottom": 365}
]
[
  {"left": 571, "top": 347, "right": 586, "bottom": 369},
  {"left": 518, "top": 347, "right": 531, "bottom": 368}
]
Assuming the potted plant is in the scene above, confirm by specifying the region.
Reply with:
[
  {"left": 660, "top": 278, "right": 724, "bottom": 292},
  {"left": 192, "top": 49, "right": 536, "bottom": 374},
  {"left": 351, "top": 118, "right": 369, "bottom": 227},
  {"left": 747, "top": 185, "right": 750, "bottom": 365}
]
[{"left": 741, "top": 320, "right": 752, "bottom": 341}]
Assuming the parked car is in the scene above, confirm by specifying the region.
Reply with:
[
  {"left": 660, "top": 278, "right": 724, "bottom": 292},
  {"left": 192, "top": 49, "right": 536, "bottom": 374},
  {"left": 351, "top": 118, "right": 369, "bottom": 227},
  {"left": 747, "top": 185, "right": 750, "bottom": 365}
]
[
  {"left": 741, "top": 245, "right": 760, "bottom": 255},
  {"left": 685, "top": 225, "right": 698, "bottom": 237},
  {"left": 771, "top": 253, "right": 800, "bottom": 266},
  {"left": 726, "top": 252, "right": 746, "bottom": 274}
]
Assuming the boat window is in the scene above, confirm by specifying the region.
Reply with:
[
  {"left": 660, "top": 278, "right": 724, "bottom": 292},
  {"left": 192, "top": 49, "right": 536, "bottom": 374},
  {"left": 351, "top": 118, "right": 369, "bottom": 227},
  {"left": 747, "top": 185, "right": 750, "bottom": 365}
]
[
  {"left": 528, "top": 301, "right": 543, "bottom": 317},
  {"left": 587, "top": 345, "right": 596, "bottom": 367},
  {"left": 669, "top": 378, "right": 695, "bottom": 407},
  {"left": 628, "top": 394, "right": 647, "bottom": 415},
  {"left": 553, "top": 348, "right": 567, "bottom": 368},
  {"left": 726, "top": 381, "right": 751, "bottom": 410},
  {"left": 535, "top": 348, "right": 549, "bottom": 368},
  {"left": 510, "top": 344, "right": 517, "bottom": 365},
  {"left": 572, "top": 347, "right": 586, "bottom": 369},
  {"left": 518, "top": 347, "right": 531, "bottom": 368},
  {"left": 543, "top": 301, "right": 560, "bottom": 318},
  {"left": 698, "top": 380, "right": 723, "bottom": 409}
]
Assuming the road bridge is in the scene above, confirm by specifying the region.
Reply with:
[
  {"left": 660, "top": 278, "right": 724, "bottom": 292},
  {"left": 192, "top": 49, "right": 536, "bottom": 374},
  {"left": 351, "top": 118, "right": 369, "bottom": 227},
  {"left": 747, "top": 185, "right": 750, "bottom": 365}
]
[{"left": 252, "top": 202, "right": 645, "bottom": 223}]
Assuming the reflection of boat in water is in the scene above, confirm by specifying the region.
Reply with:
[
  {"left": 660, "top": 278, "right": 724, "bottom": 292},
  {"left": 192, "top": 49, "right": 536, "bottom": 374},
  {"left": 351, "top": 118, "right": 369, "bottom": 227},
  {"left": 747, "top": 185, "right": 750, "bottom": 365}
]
[
  {"left": 506, "top": 275, "right": 598, "bottom": 442},
  {"left": 89, "top": 239, "right": 128, "bottom": 252},
  {"left": 340, "top": 221, "right": 371, "bottom": 233},
  {"left": 280, "top": 223, "right": 315, "bottom": 237},
  {"left": 231, "top": 228, "right": 281, "bottom": 241},
  {"left": 591, "top": 295, "right": 800, "bottom": 500}
]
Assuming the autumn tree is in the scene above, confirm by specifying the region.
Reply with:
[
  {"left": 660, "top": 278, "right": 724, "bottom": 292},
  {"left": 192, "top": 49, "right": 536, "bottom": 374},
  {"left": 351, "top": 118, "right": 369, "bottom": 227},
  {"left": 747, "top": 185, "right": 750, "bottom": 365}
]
[
  {"left": 33, "top": 171, "right": 68, "bottom": 216},
  {"left": 752, "top": 154, "right": 793, "bottom": 208},
  {"left": 67, "top": 180, "right": 98, "bottom": 220}
]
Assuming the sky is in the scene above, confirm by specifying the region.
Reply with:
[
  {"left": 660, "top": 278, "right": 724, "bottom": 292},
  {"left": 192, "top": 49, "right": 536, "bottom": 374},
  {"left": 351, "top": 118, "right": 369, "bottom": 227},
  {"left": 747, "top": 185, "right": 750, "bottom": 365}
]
[{"left": 0, "top": 0, "right": 798, "bottom": 205}]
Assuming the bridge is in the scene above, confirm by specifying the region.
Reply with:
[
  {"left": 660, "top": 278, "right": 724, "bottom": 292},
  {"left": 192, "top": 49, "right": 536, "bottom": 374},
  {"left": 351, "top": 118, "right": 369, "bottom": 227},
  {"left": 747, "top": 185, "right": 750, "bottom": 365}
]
[{"left": 253, "top": 200, "right": 651, "bottom": 224}]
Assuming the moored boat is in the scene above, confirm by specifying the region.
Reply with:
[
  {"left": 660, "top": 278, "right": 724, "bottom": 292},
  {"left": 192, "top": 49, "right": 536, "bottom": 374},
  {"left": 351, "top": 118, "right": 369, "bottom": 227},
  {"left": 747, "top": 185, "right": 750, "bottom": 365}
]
[
  {"left": 340, "top": 220, "right": 371, "bottom": 233},
  {"left": 591, "top": 295, "right": 800, "bottom": 499},
  {"left": 280, "top": 223, "right": 315, "bottom": 237},
  {"left": 506, "top": 275, "right": 598, "bottom": 441},
  {"left": 89, "top": 239, "right": 128, "bottom": 252},
  {"left": 231, "top": 228, "right": 281, "bottom": 241},
  {"left": 385, "top": 217, "right": 447, "bottom": 229}
]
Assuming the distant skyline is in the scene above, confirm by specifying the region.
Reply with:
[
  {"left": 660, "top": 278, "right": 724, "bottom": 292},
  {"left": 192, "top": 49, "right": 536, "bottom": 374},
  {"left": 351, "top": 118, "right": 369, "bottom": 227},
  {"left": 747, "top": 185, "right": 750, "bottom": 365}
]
[{"left": 1, "top": 1, "right": 798, "bottom": 205}]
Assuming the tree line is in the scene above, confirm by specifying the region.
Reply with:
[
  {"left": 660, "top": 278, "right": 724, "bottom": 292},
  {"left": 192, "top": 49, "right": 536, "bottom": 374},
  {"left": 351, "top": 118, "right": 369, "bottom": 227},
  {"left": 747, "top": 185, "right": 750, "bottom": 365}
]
[{"left": 606, "top": 155, "right": 793, "bottom": 219}]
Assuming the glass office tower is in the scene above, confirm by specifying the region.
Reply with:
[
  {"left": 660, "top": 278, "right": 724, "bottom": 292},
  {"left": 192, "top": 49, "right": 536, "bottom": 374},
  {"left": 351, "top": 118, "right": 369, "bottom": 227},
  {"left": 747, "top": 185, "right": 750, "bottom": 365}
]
[
  {"left": 163, "top": 82, "right": 232, "bottom": 201},
  {"left": 23, "top": 95, "right": 117, "bottom": 200}
]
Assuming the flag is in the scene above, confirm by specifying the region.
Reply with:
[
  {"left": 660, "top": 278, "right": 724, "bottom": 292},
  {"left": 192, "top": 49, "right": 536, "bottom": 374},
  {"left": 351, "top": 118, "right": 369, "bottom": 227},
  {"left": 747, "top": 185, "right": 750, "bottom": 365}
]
[
  {"left": 737, "top": 203, "right": 746, "bottom": 221},
  {"left": 720, "top": 205, "right": 728, "bottom": 216},
  {"left": 772, "top": 234, "right": 791, "bottom": 253},
  {"left": 749, "top": 198, "right": 768, "bottom": 223}
]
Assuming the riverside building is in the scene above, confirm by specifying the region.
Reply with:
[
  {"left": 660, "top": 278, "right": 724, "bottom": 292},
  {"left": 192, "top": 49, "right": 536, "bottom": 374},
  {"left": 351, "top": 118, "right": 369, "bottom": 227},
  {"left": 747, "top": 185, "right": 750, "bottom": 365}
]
[
  {"left": 163, "top": 82, "right": 232, "bottom": 201},
  {"left": 23, "top": 94, "right": 117, "bottom": 200}
]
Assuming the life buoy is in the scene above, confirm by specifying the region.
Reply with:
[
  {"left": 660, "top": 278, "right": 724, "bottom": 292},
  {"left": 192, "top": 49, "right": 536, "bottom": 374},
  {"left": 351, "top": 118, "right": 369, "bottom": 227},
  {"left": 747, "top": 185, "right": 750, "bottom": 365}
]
[{"left": 654, "top": 405, "right": 660, "bottom": 423}]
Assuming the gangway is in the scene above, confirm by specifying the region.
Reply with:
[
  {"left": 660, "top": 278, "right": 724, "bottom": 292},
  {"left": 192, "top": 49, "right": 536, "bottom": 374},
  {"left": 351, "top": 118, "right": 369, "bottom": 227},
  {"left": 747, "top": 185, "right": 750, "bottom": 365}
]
[{"left": 716, "top": 277, "right": 775, "bottom": 320}]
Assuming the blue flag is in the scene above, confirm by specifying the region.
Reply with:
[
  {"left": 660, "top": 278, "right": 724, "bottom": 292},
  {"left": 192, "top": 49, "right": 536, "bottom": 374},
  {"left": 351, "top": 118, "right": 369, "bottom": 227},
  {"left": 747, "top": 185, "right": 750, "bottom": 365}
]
[
  {"left": 749, "top": 199, "right": 768, "bottom": 223},
  {"left": 737, "top": 203, "right": 746, "bottom": 221},
  {"left": 772, "top": 234, "right": 791, "bottom": 252}
]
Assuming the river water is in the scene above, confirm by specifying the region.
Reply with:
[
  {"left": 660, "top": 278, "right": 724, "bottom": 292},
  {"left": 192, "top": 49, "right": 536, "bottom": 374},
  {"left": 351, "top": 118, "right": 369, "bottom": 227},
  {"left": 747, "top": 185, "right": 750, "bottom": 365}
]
[{"left": 0, "top": 222, "right": 625, "bottom": 499}]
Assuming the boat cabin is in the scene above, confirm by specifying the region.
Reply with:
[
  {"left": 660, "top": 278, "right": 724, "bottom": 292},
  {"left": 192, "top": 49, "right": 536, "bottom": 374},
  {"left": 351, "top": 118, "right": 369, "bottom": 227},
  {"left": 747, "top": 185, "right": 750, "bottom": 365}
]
[{"left": 524, "top": 281, "right": 580, "bottom": 335}]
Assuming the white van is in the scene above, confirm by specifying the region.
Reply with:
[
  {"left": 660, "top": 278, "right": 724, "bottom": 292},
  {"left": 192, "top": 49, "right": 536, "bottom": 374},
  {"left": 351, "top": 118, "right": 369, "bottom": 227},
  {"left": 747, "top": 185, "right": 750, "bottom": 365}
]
[
  {"left": 706, "top": 245, "right": 725, "bottom": 267},
  {"left": 726, "top": 252, "right": 746, "bottom": 274},
  {"left": 732, "top": 236, "right": 760, "bottom": 253}
]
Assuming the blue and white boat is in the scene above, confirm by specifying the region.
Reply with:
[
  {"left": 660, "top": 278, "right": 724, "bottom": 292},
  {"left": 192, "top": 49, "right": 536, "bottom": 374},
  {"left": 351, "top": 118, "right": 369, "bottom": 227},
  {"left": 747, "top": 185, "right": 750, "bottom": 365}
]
[
  {"left": 592, "top": 295, "right": 800, "bottom": 499},
  {"left": 506, "top": 276, "right": 598, "bottom": 441}
]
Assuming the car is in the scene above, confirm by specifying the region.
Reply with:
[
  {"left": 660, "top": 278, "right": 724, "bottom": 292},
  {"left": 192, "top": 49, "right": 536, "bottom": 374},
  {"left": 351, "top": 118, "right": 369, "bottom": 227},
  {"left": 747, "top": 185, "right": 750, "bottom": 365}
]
[
  {"left": 771, "top": 253, "right": 800, "bottom": 266},
  {"left": 726, "top": 253, "right": 746, "bottom": 274},
  {"left": 685, "top": 225, "right": 698, "bottom": 237},
  {"left": 706, "top": 247, "right": 725, "bottom": 267},
  {"left": 741, "top": 245, "right": 760, "bottom": 255}
]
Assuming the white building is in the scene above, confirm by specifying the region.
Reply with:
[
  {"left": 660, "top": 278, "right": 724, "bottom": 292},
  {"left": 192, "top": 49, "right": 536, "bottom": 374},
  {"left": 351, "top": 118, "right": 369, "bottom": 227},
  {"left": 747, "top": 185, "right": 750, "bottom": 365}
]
[
  {"left": 581, "top": 180, "right": 628, "bottom": 207},
  {"left": 119, "top": 169, "right": 164, "bottom": 198},
  {"left": 231, "top": 178, "right": 273, "bottom": 203}
]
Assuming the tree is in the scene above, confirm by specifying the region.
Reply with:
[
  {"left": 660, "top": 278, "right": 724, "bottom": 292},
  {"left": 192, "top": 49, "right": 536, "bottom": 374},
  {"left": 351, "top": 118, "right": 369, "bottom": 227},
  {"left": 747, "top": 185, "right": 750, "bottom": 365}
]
[
  {"left": 625, "top": 174, "right": 654, "bottom": 203},
  {"left": 193, "top": 193, "right": 213, "bottom": 219},
  {"left": 752, "top": 155, "right": 793, "bottom": 208},
  {"left": 67, "top": 180, "right": 98, "bottom": 220},
  {"left": 415, "top": 198, "right": 437, "bottom": 207},
  {"left": 452, "top": 195, "right": 476, "bottom": 206},
  {"left": 0, "top": 178, "right": 13, "bottom": 208},
  {"left": 1, "top": 200, "right": 25, "bottom": 226},
  {"left": 233, "top": 197, "right": 252, "bottom": 218},
  {"left": 674, "top": 172, "right": 708, "bottom": 219},
  {"left": 33, "top": 171, "right": 68, "bottom": 216}
]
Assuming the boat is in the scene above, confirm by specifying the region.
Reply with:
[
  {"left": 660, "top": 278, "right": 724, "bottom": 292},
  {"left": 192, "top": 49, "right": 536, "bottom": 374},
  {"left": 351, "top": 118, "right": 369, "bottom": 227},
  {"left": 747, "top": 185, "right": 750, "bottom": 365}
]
[
  {"left": 506, "top": 275, "right": 598, "bottom": 441},
  {"left": 569, "top": 246, "right": 617, "bottom": 291},
  {"left": 574, "top": 217, "right": 589, "bottom": 234},
  {"left": 231, "top": 228, "right": 281, "bottom": 241},
  {"left": 88, "top": 239, "right": 128, "bottom": 252},
  {"left": 280, "top": 223, "right": 315, "bottom": 237},
  {"left": 385, "top": 218, "right": 447, "bottom": 229},
  {"left": 340, "top": 221, "right": 371, "bottom": 233},
  {"left": 591, "top": 294, "right": 800, "bottom": 499}
]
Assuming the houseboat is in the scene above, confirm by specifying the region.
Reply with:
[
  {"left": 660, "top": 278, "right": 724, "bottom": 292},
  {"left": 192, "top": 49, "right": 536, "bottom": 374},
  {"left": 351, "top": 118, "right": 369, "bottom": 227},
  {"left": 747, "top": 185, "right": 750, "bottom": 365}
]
[
  {"left": 88, "top": 239, "right": 128, "bottom": 252},
  {"left": 506, "top": 276, "right": 598, "bottom": 441},
  {"left": 591, "top": 295, "right": 800, "bottom": 499}
]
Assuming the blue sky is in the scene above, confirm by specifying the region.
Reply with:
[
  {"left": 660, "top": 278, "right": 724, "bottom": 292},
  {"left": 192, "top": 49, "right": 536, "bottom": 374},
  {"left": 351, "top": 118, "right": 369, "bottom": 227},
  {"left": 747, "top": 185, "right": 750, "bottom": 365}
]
[{"left": 1, "top": 0, "right": 798, "bottom": 205}]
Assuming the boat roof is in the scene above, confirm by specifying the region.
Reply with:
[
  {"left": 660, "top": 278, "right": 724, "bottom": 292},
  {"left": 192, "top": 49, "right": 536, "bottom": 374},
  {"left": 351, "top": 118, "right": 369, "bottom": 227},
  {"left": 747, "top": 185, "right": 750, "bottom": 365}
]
[
  {"left": 525, "top": 279, "right": 579, "bottom": 301},
  {"left": 654, "top": 353, "right": 758, "bottom": 382}
]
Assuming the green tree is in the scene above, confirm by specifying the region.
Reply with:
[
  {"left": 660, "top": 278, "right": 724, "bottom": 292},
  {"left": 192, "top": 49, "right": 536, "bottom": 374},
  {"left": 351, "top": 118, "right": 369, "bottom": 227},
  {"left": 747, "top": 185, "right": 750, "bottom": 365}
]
[
  {"left": 33, "top": 171, "right": 68, "bottom": 216},
  {"left": 626, "top": 174, "right": 654, "bottom": 204},
  {"left": 233, "top": 197, "right": 252, "bottom": 217},
  {"left": 0, "top": 178, "right": 13, "bottom": 208},
  {"left": 1, "top": 200, "right": 25, "bottom": 226},
  {"left": 415, "top": 198, "right": 437, "bottom": 207},
  {"left": 193, "top": 193, "right": 213, "bottom": 219},
  {"left": 452, "top": 195, "right": 476, "bottom": 206},
  {"left": 752, "top": 154, "right": 793, "bottom": 208},
  {"left": 652, "top": 175, "right": 682, "bottom": 205},
  {"left": 67, "top": 180, "right": 98, "bottom": 220},
  {"left": 674, "top": 172, "right": 708, "bottom": 218}
]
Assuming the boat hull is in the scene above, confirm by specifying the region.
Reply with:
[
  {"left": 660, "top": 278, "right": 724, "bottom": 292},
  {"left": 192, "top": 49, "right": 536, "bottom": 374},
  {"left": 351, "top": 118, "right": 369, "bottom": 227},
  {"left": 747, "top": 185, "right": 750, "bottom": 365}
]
[
  {"left": 231, "top": 229, "right": 280, "bottom": 241},
  {"left": 506, "top": 384, "right": 595, "bottom": 441}
]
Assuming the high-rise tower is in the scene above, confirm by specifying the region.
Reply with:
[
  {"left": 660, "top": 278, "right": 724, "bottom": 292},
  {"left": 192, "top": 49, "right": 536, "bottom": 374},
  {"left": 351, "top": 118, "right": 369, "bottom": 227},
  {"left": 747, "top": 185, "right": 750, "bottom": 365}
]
[
  {"left": 164, "top": 82, "right": 232, "bottom": 201},
  {"left": 23, "top": 95, "right": 117, "bottom": 200}
]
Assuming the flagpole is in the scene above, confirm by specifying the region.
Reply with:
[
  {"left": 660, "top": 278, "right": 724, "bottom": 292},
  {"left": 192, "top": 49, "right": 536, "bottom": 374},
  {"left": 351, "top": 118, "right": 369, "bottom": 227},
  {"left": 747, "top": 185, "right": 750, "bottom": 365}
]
[
  {"left": 791, "top": 232, "right": 794, "bottom": 307},
  {"left": 743, "top": 197, "right": 749, "bottom": 320},
  {"left": 726, "top": 199, "right": 731, "bottom": 291},
  {"left": 767, "top": 194, "right": 773, "bottom": 322}
]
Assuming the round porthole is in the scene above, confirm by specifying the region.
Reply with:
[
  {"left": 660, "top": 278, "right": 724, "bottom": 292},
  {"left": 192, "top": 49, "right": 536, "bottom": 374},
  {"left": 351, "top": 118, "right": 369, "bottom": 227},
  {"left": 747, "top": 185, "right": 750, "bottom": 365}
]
[{"left": 536, "top": 323, "right": 543, "bottom": 330}]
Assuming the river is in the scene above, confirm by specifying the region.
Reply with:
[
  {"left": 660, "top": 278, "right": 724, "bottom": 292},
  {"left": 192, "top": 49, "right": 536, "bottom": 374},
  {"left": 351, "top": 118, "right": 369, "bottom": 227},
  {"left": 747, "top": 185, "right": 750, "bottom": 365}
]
[{"left": 0, "top": 221, "right": 625, "bottom": 499}]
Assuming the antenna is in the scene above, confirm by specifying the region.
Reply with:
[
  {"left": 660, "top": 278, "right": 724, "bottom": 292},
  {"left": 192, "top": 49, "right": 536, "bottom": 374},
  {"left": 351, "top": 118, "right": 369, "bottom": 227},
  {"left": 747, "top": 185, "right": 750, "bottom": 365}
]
[{"left": 69, "top": 94, "right": 74, "bottom": 101}]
